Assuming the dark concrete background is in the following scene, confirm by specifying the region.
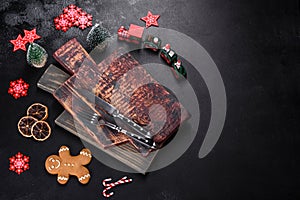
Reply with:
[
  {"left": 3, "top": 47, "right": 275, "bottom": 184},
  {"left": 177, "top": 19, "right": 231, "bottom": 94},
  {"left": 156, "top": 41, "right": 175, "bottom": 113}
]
[{"left": 0, "top": 0, "right": 299, "bottom": 199}]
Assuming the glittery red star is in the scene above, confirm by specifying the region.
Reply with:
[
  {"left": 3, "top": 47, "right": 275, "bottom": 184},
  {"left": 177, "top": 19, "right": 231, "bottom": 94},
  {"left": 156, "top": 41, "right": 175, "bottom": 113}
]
[
  {"left": 10, "top": 34, "right": 27, "bottom": 52},
  {"left": 140, "top": 11, "right": 160, "bottom": 28},
  {"left": 9, "top": 152, "right": 30, "bottom": 175},
  {"left": 23, "top": 28, "right": 41, "bottom": 43}
]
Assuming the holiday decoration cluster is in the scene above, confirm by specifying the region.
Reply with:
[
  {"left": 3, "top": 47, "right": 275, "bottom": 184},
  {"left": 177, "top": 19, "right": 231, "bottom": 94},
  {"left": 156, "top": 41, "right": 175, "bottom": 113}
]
[
  {"left": 4, "top": 4, "right": 189, "bottom": 198},
  {"left": 10, "top": 28, "right": 48, "bottom": 68},
  {"left": 54, "top": 4, "right": 93, "bottom": 32},
  {"left": 117, "top": 21, "right": 187, "bottom": 78},
  {"left": 10, "top": 29, "right": 40, "bottom": 52}
]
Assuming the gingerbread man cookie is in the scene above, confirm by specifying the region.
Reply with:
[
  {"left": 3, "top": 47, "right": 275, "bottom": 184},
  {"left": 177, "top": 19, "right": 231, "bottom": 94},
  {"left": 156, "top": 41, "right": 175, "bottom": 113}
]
[{"left": 45, "top": 145, "right": 92, "bottom": 184}]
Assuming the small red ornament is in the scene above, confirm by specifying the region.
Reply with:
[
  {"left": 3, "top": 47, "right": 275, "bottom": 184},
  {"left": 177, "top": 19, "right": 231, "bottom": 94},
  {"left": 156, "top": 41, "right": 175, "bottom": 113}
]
[
  {"left": 8, "top": 78, "right": 29, "bottom": 99},
  {"left": 23, "top": 28, "right": 41, "bottom": 43},
  {"left": 118, "top": 26, "right": 129, "bottom": 39},
  {"left": 9, "top": 152, "right": 30, "bottom": 175},
  {"left": 74, "top": 11, "right": 93, "bottom": 30},
  {"left": 10, "top": 34, "right": 28, "bottom": 52},
  {"left": 54, "top": 14, "right": 72, "bottom": 32},
  {"left": 140, "top": 11, "right": 160, "bottom": 28},
  {"left": 164, "top": 43, "right": 171, "bottom": 51},
  {"left": 63, "top": 4, "right": 82, "bottom": 23}
]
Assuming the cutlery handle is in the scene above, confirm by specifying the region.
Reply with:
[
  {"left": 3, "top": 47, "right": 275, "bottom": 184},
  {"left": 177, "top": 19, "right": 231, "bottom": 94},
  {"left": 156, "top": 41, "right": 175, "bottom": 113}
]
[
  {"left": 118, "top": 128, "right": 157, "bottom": 150},
  {"left": 114, "top": 113, "right": 152, "bottom": 139},
  {"left": 103, "top": 120, "right": 157, "bottom": 149}
]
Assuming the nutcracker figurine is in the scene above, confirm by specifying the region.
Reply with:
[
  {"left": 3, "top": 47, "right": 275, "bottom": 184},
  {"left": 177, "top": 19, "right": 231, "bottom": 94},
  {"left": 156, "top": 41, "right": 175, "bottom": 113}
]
[
  {"left": 172, "top": 59, "right": 187, "bottom": 78},
  {"left": 160, "top": 44, "right": 178, "bottom": 65}
]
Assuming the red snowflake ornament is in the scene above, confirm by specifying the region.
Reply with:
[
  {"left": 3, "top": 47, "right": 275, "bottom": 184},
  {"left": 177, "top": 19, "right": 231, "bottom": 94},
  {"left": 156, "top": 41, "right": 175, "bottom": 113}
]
[
  {"left": 54, "top": 4, "right": 93, "bottom": 32},
  {"left": 10, "top": 34, "right": 28, "bottom": 52},
  {"left": 63, "top": 4, "right": 82, "bottom": 23},
  {"left": 74, "top": 11, "right": 93, "bottom": 30},
  {"left": 8, "top": 78, "right": 29, "bottom": 99},
  {"left": 9, "top": 152, "right": 30, "bottom": 175},
  {"left": 54, "top": 14, "right": 72, "bottom": 32},
  {"left": 23, "top": 28, "right": 41, "bottom": 43},
  {"left": 140, "top": 11, "right": 160, "bottom": 28}
]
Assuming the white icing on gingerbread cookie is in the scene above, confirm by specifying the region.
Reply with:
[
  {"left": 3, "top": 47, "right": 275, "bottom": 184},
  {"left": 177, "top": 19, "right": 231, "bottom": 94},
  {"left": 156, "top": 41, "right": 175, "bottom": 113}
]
[{"left": 45, "top": 145, "right": 92, "bottom": 184}]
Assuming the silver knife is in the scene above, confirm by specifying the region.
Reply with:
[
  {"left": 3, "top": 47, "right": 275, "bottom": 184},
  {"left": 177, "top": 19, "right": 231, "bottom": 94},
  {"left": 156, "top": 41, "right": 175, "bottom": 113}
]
[
  {"left": 78, "top": 89, "right": 152, "bottom": 139},
  {"left": 74, "top": 94, "right": 157, "bottom": 149},
  {"left": 97, "top": 118, "right": 157, "bottom": 149}
]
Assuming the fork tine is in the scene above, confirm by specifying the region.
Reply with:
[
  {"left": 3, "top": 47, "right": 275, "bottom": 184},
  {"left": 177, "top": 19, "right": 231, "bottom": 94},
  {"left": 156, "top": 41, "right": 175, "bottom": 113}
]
[
  {"left": 76, "top": 106, "right": 113, "bottom": 127},
  {"left": 76, "top": 109, "right": 91, "bottom": 120}
]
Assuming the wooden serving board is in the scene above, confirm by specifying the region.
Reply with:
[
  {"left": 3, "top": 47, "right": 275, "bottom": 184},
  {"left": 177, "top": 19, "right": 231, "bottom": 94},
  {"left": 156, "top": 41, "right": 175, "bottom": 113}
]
[{"left": 38, "top": 38, "right": 190, "bottom": 173}]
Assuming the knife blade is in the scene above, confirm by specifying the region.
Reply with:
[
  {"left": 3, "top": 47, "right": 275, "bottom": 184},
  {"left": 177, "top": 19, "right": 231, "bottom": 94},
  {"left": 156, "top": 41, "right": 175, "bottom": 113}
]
[{"left": 78, "top": 89, "right": 152, "bottom": 139}]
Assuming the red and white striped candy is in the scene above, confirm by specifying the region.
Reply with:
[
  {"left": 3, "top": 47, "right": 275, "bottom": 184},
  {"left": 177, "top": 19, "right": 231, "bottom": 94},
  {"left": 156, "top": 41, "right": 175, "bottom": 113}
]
[
  {"left": 102, "top": 176, "right": 133, "bottom": 198},
  {"left": 103, "top": 186, "right": 114, "bottom": 198}
]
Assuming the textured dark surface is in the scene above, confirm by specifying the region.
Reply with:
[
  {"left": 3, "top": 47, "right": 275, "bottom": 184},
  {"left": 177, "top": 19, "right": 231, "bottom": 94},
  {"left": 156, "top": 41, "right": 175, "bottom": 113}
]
[{"left": 0, "top": 0, "right": 299, "bottom": 199}]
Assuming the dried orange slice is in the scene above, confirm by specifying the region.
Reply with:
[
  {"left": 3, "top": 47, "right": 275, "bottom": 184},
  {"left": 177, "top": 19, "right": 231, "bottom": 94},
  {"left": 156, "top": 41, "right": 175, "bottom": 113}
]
[
  {"left": 18, "top": 116, "right": 38, "bottom": 137},
  {"left": 27, "top": 103, "right": 48, "bottom": 121},
  {"left": 31, "top": 121, "right": 51, "bottom": 141}
]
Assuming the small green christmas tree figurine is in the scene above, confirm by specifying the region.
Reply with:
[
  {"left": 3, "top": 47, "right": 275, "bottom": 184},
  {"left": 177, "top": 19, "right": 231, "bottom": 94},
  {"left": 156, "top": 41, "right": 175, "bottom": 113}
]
[
  {"left": 26, "top": 42, "right": 48, "bottom": 68},
  {"left": 86, "top": 23, "right": 111, "bottom": 49}
]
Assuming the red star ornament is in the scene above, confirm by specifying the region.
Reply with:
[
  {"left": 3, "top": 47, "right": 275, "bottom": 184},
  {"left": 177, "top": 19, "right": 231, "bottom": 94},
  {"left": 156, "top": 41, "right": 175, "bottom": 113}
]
[
  {"left": 140, "top": 11, "right": 160, "bottom": 28},
  {"left": 10, "top": 34, "right": 27, "bottom": 52},
  {"left": 23, "top": 28, "right": 41, "bottom": 43}
]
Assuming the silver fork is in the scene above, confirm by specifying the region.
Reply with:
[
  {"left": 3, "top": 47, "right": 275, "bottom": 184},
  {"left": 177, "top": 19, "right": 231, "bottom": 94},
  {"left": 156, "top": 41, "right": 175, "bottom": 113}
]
[{"left": 76, "top": 109, "right": 157, "bottom": 150}]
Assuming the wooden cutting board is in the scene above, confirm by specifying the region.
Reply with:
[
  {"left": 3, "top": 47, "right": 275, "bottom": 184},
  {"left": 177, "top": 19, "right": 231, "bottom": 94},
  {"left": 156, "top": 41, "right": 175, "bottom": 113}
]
[{"left": 38, "top": 38, "right": 190, "bottom": 173}]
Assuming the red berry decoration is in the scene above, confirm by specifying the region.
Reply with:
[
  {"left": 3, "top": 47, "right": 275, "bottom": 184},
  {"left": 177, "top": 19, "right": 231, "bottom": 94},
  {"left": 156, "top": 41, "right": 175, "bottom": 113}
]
[
  {"left": 63, "top": 4, "right": 81, "bottom": 23},
  {"left": 23, "top": 28, "right": 41, "bottom": 43},
  {"left": 8, "top": 78, "right": 29, "bottom": 99},
  {"left": 54, "top": 14, "right": 72, "bottom": 32},
  {"left": 74, "top": 11, "right": 93, "bottom": 30},
  {"left": 9, "top": 152, "right": 30, "bottom": 175},
  {"left": 10, "top": 34, "right": 28, "bottom": 52}
]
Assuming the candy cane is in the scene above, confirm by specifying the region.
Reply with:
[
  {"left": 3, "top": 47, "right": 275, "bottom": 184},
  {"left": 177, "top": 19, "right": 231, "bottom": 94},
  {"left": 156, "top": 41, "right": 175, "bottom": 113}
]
[
  {"left": 102, "top": 176, "right": 133, "bottom": 198},
  {"left": 102, "top": 178, "right": 113, "bottom": 187},
  {"left": 103, "top": 186, "right": 114, "bottom": 198}
]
